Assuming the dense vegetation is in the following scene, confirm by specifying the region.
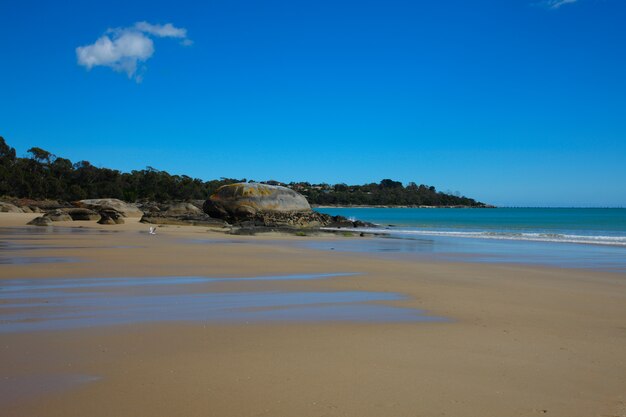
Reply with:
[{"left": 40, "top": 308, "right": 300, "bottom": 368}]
[{"left": 0, "top": 137, "right": 486, "bottom": 207}]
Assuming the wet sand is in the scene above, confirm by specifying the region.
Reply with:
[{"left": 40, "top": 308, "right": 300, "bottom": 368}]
[{"left": 1, "top": 213, "right": 626, "bottom": 417}]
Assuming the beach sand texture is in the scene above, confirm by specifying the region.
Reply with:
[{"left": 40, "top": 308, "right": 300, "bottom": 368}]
[{"left": 1, "top": 213, "right": 626, "bottom": 417}]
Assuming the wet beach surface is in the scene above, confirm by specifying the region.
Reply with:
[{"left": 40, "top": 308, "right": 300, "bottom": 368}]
[
  {"left": 0, "top": 226, "right": 143, "bottom": 266},
  {"left": 0, "top": 273, "right": 446, "bottom": 333},
  {"left": 0, "top": 226, "right": 446, "bottom": 404}
]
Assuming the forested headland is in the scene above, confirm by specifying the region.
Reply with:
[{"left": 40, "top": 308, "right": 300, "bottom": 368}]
[{"left": 0, "top": 137, "right": 488, "bottom": 207}]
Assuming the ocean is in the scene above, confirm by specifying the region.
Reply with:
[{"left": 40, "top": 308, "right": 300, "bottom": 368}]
[{"left": 312, "top": 208, "right": 626, "bottom": 272}]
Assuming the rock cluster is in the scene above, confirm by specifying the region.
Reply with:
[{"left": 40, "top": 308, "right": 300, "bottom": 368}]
[
  {"left": 25, "top": 207, "right": 124, "bottom": 226},
  {"left": 8, "top": 189, "right": 373, "bottom": 233},
  {"left": 27, "top": 209, "right": 72, "bottom": 226},
  {"left": 138, "top": 201, "right": 224, "bottom": 227}
]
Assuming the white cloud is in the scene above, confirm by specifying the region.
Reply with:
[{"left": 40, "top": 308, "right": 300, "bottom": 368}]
[
  {"left": 76, "top": 31, "right": 154, "bottom": 79},
  {"left": 76, "top": 22, "right": 190, "bottom": 82},
  {"left": 540, "top": 0, "right": 578, "bottom": 9},
  {"left": 134, "top": 21, "right": 187, "bottom": 38}
]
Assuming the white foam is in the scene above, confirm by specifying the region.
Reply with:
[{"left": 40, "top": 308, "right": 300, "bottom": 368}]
[{"left": 322, "top": 227, "right": 626, "bottom": 247}]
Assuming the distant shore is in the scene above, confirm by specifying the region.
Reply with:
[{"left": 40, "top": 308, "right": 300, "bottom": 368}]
[{"left": 312, "top": 204, "right": 496, "bottom": 209}]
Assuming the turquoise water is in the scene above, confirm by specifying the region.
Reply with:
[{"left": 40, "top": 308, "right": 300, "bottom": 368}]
[
  {"left": 313, "top": 208, "right": 626, "bottom": 271},
  {"left": 316, "top": 208, "right": 626, "bottom": 246}
]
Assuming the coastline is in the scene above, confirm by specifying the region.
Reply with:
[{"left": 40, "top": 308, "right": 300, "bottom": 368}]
[
  {"left": 312, "top": 204, "right": 495, "bottom": 208},
  {"left": 2, "top": 213, "right": 626, "bottom": 417}
]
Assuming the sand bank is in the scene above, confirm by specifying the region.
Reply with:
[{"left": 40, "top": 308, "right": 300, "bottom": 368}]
[{"left": 1, "top": 213, "right": 626, "bottom": 417}]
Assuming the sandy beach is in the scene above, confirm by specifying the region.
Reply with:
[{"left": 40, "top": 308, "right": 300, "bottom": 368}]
[{"left": 2, "top": 213, "right": 626, "bottom": 417}]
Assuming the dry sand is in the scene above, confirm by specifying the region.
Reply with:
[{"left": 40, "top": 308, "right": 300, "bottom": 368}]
[{"left": 1, "top": 213, "right": 626, "bottom": 417}]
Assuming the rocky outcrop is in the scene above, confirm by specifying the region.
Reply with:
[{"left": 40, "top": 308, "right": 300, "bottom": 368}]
[
  {"left": 63, "top": 208, "right": 100, "bottom": 221},
  {"left": 204, "top": 183, "right": 311, "bottom": 221},
  {"left": 97, "top": 209, "right": 125, "bottom": 225},
  {"left": 325, "top": 216, "right": 373, "bottom": 228},
  {"left": 203, "top": 183, "right": 374, "bottom": 231},
  {"left": 75, "top": 199, "right": 142, "bottom": 218},
  {"left": 242, "top": 211, "right": 329, "bottom": 228},
  {"left": 140, "top": 213, "right": 227, "bottom": 227},
  {"left": 231, "top": 212, "right": 373, "bottom": 232},
  {"left": 0, "top": 202, "right": 24, "bottom": 213}
]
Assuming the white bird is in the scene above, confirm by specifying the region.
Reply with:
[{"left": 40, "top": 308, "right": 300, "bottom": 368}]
[{"left": 149, "top": 226, "right": 157, "bottom": 235}]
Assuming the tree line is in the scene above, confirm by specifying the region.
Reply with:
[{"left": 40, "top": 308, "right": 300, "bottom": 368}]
[{"left": 0, "top": 137, "right": 486, "bottom": 207}]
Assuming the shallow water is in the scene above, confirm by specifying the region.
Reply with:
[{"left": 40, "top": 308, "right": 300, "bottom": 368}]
[
  {"left": 0, "top": 226, "right": 119, "bottom": 235},
  {"left": 0, "top": 273, "right": 444, "bottom": 333},
  {"left": 298, "top": 235, "right": 626, "bottom": 272},
  {"left": 0, "top": 239, "right": 83, "bottom": 264},
  {"left": 0, "top": 256, "right": 80, "bottom": 265}
]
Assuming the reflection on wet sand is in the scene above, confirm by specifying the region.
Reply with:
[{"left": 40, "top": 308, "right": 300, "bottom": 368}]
[{"left": 0, "top": 273, "right": 446, "bottom": 333}]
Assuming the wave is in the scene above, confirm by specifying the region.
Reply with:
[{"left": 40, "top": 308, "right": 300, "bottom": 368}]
[{"left": 322, "top": 227, "right": 626, "bottom": 247}]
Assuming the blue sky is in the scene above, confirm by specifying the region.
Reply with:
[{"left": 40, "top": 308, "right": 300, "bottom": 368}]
[{"left": 1, "top": 0, "right": 625, "bottom": 206}]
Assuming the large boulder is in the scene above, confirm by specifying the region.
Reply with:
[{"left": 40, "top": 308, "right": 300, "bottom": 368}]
[
  {"left": 202, "top": 183, "right": 376, "bottom": 231},
  {"left": 203, "top": 183, "right": 311, "bottom": 221},
  {"left": 75, "top": 199, "right": 142, "bottom": 218}
]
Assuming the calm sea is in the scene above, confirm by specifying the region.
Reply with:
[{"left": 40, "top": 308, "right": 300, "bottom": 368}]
[{"left": 313, "top": 208, "right": 626, "bottom": 272}]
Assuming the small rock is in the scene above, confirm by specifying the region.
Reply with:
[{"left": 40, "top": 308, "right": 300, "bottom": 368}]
[
  {"left": 45, "top": 209, "right": 72, "bottom": 222},
  {"left": 97, "top": 209, "right": 124, "bottom": 225},
  {"left": 27, "top": 216, "right": 53, "bottom": 226},
  {"left": 164, "top": 202, "right": 202, "bottom": 216}
]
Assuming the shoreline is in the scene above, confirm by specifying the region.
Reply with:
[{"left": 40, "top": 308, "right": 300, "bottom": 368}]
[
  {"left": 313, "top": 204, "right": 495, "bottom": 208},
  {"left": 2, "top": 213, "right": 626, "bottom": 417}
]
